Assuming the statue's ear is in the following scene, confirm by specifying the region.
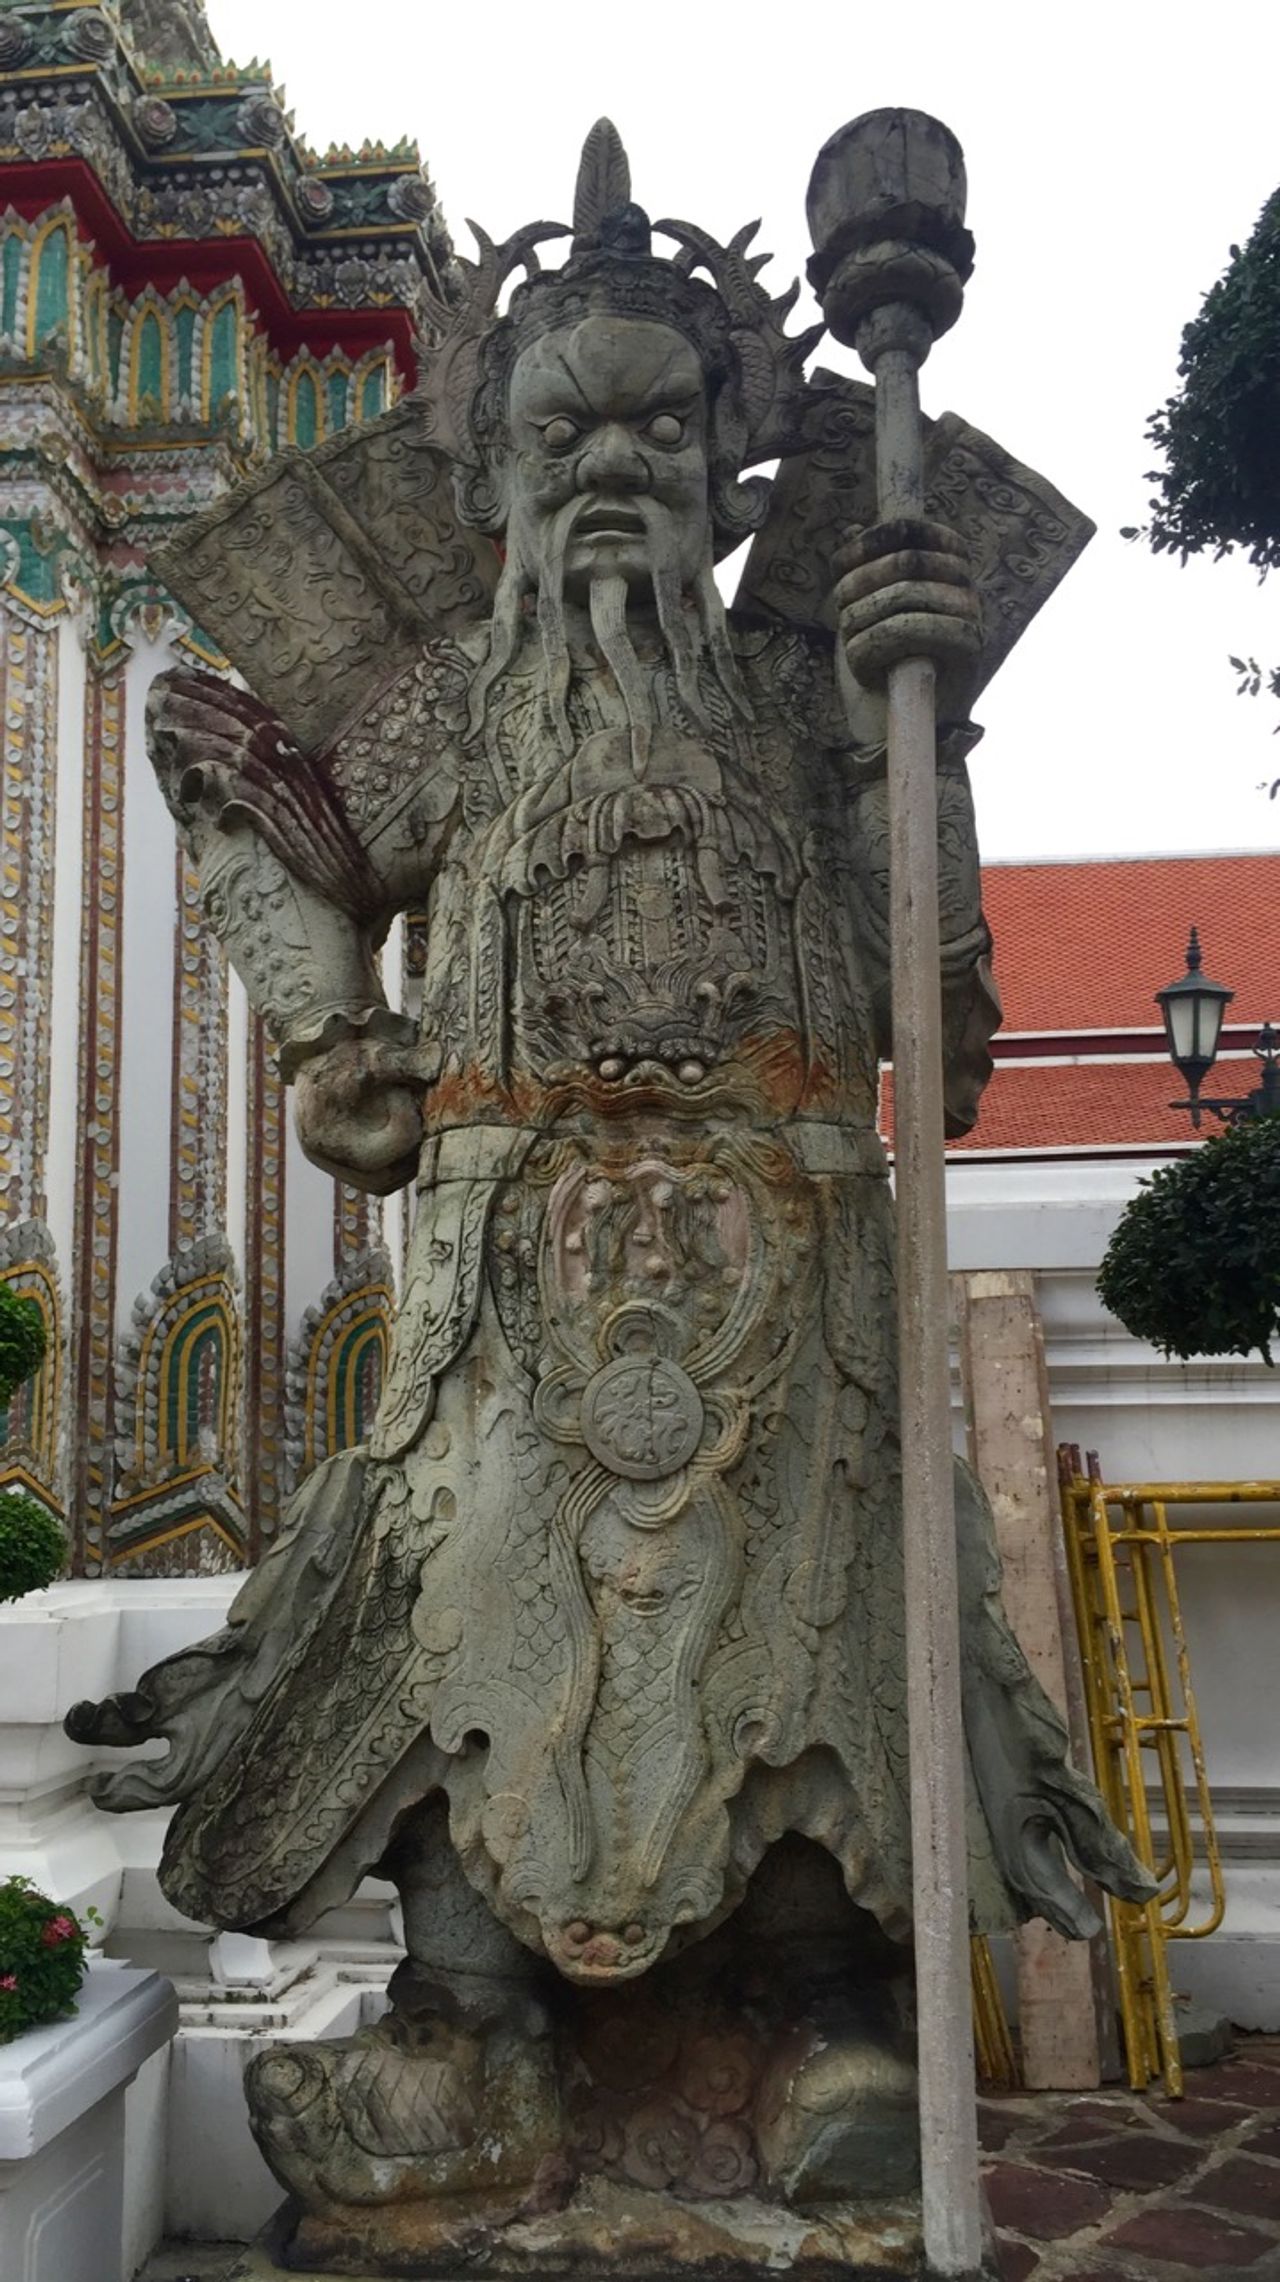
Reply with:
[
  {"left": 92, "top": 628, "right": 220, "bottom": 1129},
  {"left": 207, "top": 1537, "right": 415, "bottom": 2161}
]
[{"left": 453, "top": 462, "right": 507, "bottom": 535}]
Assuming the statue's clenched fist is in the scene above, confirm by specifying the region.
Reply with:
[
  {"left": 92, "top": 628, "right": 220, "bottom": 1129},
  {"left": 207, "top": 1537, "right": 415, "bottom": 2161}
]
[
  {"left": 835, "top": 517, "right": 981, "bottom": 718},
  {"left": 293, "top": 1034, "right": 440, "bottom": 1195}
]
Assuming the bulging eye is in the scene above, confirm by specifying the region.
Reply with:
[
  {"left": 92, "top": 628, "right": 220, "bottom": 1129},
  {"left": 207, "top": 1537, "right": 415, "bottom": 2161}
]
[
  {"left": 541, "top": 416, "right": 580, "bottom": 450},
  {"left": 646, "top": 413, "right": 684, "bottom": 446}
]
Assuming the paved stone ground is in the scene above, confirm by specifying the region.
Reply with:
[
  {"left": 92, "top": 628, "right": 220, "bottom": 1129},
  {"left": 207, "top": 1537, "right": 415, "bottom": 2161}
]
[
  {"left": 139, "top": 2038, "right": 1280, "bottom": 2281},
  {"left": 980, "top": 2034, "right": 1280, "bottom": 2278}
]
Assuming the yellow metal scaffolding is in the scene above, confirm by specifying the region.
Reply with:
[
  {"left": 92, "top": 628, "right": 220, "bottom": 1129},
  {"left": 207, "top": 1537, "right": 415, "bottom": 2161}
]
[
  {"left": 971, "top": 1934, "right": 1019, "bottom": 2091},
  {"left": 1057, "top": 1450, "right": 1280, "bottom": 2095}
]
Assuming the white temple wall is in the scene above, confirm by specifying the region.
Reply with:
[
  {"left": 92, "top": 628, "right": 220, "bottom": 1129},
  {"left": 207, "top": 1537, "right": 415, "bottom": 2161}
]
[
  {"left": 947, "top": 1154, "right": 1280, "bottom": 1802},
  {"left": 114, "top": 634, "right": 179, "bottom": 1330},
  {"left": 282, "top": 1113, "right": 339, "bottom": 1346},
  {"left": 380, "top": 914, "right": 409, "bottom": 1288},
  {"left": 225, "top": 970, "right": 249, "bottom": 1286},
  {"left": 949, "top": 1154, "right": 1280, "bottom": 2029},
  {"left": 43, "top": 611, "right": 86, "bottom": 1275}
]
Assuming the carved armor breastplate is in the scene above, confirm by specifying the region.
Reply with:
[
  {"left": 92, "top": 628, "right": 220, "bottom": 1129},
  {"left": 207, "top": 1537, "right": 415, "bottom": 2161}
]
[{"left": 485, "top": 725, "right": 818, "bottom": 1096}]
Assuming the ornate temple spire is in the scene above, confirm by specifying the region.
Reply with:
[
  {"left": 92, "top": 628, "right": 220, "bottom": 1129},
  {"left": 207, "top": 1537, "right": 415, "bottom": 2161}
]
[{"left": 119, "top": 0, "right": 221, "bottom": 72}]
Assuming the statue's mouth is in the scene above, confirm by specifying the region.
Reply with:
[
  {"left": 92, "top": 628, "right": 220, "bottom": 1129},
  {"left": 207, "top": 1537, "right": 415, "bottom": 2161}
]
[{"left": 576, "top": 504, "right": 647, "bottom": 539}]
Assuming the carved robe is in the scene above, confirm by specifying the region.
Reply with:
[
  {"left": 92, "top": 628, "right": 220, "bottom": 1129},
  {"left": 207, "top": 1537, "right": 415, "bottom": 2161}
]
[{"left": 83, "top": 618, "right": 1132, "bottom": 1976}]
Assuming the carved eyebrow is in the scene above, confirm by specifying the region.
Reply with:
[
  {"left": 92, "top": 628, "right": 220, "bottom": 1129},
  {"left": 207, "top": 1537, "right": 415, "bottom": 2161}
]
[
  {"left": 644, "top": 339, "right": 693, "bottom": 394},
  {"left": 520, "top": 343, "right": 702, "bottom": 423},
  {"left": 538, "top": 346, "right": 594, "bottom": 416}
]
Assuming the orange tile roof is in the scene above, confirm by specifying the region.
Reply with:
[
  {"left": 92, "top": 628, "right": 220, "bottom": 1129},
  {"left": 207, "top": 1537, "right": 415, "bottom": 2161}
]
[
  {"left": 981, "top": 852, "right": 1279, "bottom": 1033},
  {"left": 880, "top": 1059, "right": 1216, "bottom": 1154},
  {"left": 946, "top": 1059, "right": 1244, "bottom": 1153},
  {"left": 876, "top": 850, "right": 1280, "bottom": 1155}
]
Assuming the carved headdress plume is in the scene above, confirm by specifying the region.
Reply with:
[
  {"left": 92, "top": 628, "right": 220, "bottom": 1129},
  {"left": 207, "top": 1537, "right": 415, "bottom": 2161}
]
[{"left": 418, "top": 119, "right": 822, "bottom": 551}]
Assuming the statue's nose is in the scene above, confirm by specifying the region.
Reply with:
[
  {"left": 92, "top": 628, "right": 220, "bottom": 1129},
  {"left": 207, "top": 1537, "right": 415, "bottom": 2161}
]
[{"left": 577, "top": 424, "right": 649, "bottom": 492}]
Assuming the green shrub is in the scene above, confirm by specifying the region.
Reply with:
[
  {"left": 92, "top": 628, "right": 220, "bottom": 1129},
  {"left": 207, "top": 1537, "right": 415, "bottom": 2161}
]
[
  {"left": 0, "top": 1877, "right": 96, "bottom": 2043},
  {"left": 0, "top": 1490, "right": 66, "bottom": 1602},
  {"left": 0, "top": 1286, "right": 46, "bottom": 1406},
  {"left": 1097, "top": 1117, "right": 1280, "bottom": 1363}
]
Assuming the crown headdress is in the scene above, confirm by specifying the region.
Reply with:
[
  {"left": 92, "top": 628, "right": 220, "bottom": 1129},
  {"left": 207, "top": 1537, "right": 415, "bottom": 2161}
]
[{"left": 418, "top": 121, "right": 822, "bottom": 545}]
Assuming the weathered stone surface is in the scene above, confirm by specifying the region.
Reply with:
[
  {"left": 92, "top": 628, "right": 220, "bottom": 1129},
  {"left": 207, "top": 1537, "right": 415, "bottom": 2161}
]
[
  {"left": 67, "top": 116, "right": 1148, "bottom": 2266},
  {"left": 231, "top": 2184, "right": 945, "bottom": 2280},
  {"left": 982, "top": 2160, "right": 1114, "bottom": 2240},
  {"left": 1192, "top": 2154, "right": 1280, "bottom": 2221},
  {"left": 1044, "top": 2131, "right": 1204, "bottom": 2192},
  {"left": 1180, "top": 2060, "right": 1280, "bottom": 2108},
  {"left": 994, "top": 2247, "right": 1041, "bottom": 2282},
  {"left": 1103, "top": 2202, "right": 1277, "bottom": 2267},
  {"left": 976, "top": 2101, "right": 1024, "bottom": 2153},
  {"left": 1155, "top": 2094, "right": 1256, "bottom": 2137},
  {"left": 1174, "top": 2000, "right": 1236, "bottom": 2071},
  {"left": 141, "top": 2039, "right": 1280, "bottom": 2282},
  {"left": 1036, "top": 2098, "right": 1140, "bottom": 2147}
]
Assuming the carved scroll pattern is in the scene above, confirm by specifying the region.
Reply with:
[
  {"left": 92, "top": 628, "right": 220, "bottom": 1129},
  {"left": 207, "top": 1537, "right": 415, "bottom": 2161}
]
[
  {"left": 737, "top": 373, "right": 1094, "bottom": 695},
  {"left": 153, "top": 406, "right": 497, "bottom": 752},
  {"left": 0, "top": 609, "right": 57, "bottom": 1221},
  {"left": 70, "top": 667, "right": 125, "bottom": 1574},
  {"left": 243, "top": 1012, "right": 286, "bottom": 1552},
  {"left": 170, "top": 849, "right": 228, "bottom": 1256}
]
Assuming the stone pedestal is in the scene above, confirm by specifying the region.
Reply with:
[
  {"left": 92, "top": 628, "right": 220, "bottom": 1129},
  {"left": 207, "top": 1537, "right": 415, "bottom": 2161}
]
[
  {"left": 0, "top": 1959, "right": 177, "bottom": 2282},
  {"left": 227, "top": 2183, "right": 1002, "bottom": 2280}
]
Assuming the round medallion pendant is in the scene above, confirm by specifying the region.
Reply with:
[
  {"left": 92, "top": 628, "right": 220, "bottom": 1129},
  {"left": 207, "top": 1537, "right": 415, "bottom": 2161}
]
[{"left": 580, "top": 1355, "right": 704, "bottom": 1482}]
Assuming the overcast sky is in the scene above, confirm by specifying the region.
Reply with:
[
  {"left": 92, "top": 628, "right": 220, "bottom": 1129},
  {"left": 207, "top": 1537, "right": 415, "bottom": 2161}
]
[{"left": 207, "top": 0, "right": 1280, "bottom": 872}]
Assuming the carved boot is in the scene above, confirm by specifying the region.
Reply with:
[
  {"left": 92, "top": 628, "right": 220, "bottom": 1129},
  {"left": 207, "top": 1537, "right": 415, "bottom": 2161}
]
[
  {"left": 247, "top": 1801, "right": 570, "bottom": 2217},
  {"left": 742, "top": 1838, "right": 921, "bottom": 2203},
  {"left": 754, "top": 1977, "right": 919, "bottom": 2202},
  {"left": 246, "top": 1961, "right": 566, "bottom": 2211}
]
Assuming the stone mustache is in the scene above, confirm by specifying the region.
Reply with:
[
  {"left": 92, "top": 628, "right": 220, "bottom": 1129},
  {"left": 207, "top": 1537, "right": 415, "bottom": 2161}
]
[{"left": 68, "top": 121, "right": 1152, "bottom": 2274}]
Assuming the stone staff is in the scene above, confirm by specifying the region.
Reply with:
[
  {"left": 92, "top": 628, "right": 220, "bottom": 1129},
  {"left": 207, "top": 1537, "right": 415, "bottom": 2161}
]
[{"left": 807, "top": 109, "right": 984, "bottom": 2279}]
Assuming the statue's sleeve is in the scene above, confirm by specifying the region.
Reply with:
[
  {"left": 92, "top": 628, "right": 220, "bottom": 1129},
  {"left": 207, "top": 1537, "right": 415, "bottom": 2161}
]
[
  {"left": 147, "top": 668, "right": 417, "bottom": 1079},
  {"left": 846, "top": 732, "right": 1002, "bottom": 1139}
]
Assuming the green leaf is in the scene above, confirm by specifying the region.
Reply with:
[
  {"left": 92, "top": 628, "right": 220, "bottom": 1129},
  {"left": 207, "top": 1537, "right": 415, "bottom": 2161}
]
[
  {"left": 0, "top": 1288, "right": 45, "bottom": 1406},
  {"left": 0, "top": 1493, "right": 66, "bottom": 1603}
]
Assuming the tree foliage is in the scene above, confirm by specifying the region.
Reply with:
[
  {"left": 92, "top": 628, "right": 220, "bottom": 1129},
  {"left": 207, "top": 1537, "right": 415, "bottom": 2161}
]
[
  {"left": 1140, "top": 187, "right": 1280, "bottom": 571},
  {"left": 0, "top": 1287, "right": 60, "bottom": 1600},
  {"left": 0, "top": 1490, "right": 66, "bottom": 1602},
  {"left": 1097, "top": 1116, "right": 1280, "bottom": 1364},
  {"left": 0, "top": 1286, "right": 46, "bottom": 1406}
]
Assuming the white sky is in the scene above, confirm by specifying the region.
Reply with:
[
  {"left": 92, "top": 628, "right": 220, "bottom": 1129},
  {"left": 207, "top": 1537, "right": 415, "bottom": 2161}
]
[{"left": 207, "top": 0, "right": 1280, "bottom": 863}]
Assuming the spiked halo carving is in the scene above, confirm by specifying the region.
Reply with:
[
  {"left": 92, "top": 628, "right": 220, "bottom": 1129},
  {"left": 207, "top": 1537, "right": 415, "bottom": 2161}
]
[{"left": 67, "top": 118, "right": 1152, "bottom": 2276}]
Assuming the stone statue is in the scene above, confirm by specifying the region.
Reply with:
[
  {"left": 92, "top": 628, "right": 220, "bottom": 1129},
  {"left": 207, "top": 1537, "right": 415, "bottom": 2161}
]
[{"left": 70, "top": 122, "right": 1151, "bottom": 2276}]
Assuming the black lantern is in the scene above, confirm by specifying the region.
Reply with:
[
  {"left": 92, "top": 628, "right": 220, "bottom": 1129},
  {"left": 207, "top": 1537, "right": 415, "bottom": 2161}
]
[
  {"left": 1157, "top": 929, "right": 1279, "bottom": 1128},
  {"left": 1156, "top": 929, "right": 1233, "bottom": 1120}
]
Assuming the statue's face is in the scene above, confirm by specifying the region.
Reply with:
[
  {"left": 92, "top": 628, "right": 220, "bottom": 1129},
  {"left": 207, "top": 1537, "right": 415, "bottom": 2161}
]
[{"left": 505, "top": 316, "right": 711, "bottom": 600}]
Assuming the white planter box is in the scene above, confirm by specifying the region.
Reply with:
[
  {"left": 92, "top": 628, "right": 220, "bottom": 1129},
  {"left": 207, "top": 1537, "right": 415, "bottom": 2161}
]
[{"left": 0, "top": 1959, "right": 176, "bottom": 2282}]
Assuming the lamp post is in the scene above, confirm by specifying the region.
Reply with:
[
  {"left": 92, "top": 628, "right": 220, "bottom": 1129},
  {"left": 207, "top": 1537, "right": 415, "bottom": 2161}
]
[{"left": 1158, "top": 928, "right": 1280, "bottom": 1128}]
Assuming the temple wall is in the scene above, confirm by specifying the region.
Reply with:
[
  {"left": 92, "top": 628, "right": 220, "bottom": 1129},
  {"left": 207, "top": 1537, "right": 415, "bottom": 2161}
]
[
  {"left": 950, "top": 1157, "right": 1280, "bottom": 2033},
  {"left": 116, "top": 634, "right": 179, "bottom": 1331},
  {"left": 45, "top": 612, "right": 86, "bottom": 1275}
]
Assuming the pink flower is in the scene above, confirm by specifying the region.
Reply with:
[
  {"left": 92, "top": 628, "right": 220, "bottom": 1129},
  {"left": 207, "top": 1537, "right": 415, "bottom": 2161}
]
[
  {"left": 40, "top": 1915, "right": 76, "bottom": 1947},
  {"left": 0, "top": 1974, "right": 17, "bottom": 1991}
]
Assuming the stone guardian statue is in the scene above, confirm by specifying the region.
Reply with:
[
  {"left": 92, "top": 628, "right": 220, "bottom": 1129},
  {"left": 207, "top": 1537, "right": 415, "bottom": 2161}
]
[{"left": 69, "top": 120, "right": 1151, "bottom": 2277}]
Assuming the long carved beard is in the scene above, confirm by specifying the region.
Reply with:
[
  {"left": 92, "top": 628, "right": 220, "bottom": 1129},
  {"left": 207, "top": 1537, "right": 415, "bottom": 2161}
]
[{"left": 467, "top": 493, "right": 753, "bottom": 773}]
